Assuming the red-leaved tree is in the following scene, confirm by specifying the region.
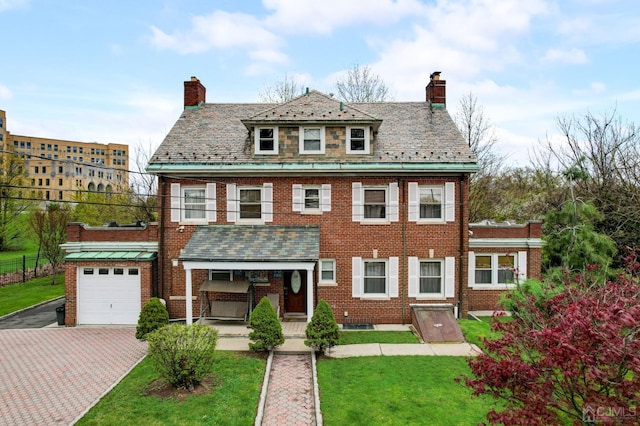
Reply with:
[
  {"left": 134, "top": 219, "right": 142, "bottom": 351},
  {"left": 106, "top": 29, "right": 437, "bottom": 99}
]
[{"left": 463, "top": 264, "right": 640, "bottom": 425}]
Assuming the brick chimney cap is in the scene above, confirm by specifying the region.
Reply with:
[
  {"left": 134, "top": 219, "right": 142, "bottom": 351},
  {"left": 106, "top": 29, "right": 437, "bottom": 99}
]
[
  {"left": 430, "top": 71, "right": 442, "bottom": 80},
  {"left": 190, "top": 76, "right": 199, "bottom": 81}
]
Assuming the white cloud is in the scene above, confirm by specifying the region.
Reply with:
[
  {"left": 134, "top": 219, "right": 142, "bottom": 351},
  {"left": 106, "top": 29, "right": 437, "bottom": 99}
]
[
  {"left": 0, "top": 84, "right": 12, "bottom": 100},
  {"left": 572, "top": 81, "right": 606, "bottom": 96},
  {"left": 149, "top": 11, "right": 281, "bottom": 55},
  {"left": 0, "top": 0, "right": 27, "bottom": 13},
  {"left": 370, "top": 0, "right": 551, "bottom": 100},
  {"left": 263, "top": 0, "right": 428, "bottom": 34},
  {"left": 541, "top": 48, "right": 588, "bottom": 64}
]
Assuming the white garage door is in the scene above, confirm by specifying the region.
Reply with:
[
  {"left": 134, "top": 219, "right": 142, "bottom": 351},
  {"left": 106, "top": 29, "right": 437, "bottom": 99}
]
[{"left": 77, "top": 267, "right": 141, "bottom": 325}]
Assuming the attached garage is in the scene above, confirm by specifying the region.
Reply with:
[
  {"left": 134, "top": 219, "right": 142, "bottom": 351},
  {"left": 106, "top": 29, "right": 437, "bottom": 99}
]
[
  {"left": 77, "top": 266, "right": 142, "bottom": 325},
  {"left": 63, "top": 248, "right": 157, "bottom": 326}
]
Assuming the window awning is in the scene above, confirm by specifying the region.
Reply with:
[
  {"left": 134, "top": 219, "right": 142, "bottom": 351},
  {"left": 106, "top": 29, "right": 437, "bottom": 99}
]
[
  {"left": 65, "top": 251, "right": 157, "bottom": 261},
  {"left": 179, "top": 225, "right": 320, "bottom": 263}
]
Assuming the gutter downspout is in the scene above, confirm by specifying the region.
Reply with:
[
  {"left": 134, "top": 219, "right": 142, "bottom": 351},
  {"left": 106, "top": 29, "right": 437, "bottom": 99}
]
[
  {"left": 457, "top": 176, "right": 465, "bottom": 319},
  {"left": 399, "top": 178, "right": 407, "bottom": 324},
  {"left": 158, "top": 177, "right": 165, "bottom": 299}
]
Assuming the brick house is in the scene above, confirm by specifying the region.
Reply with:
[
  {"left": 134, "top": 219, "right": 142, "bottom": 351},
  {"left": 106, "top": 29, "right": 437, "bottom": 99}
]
[{"left": 61, "top": 73, "right": 542, "bottom": 326}]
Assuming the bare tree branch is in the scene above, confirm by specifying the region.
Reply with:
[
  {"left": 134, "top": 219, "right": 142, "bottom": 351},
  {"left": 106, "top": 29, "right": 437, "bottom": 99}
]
[
  {"left": 335, "top": 64, "right": 390, "bottom": 102},
  {"left": 258, "top": 74, "right": 305, "bottom": 103}
]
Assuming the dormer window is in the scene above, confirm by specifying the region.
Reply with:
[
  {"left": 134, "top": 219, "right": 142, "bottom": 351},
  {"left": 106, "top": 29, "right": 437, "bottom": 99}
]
[
  {"left": 300, "top": 127, "right": 325, "bottom": 154},
  {"left": 347, "top": 126, "right": 370, "bottom": 154},
  {"left": 255, "top": 127, "right": 278, "bottom": 154}
]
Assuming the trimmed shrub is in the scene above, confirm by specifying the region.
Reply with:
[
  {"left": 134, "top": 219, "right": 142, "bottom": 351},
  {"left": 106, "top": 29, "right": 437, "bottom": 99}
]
[
  {"left": 135, "top": 297, "right": 169, "bottom": 340},
  {"left": 305, "top": 299, "right": 340, "bottom": 354},
  {"left": 147, "top": 324, "right": 218, "bottom": 390},
  {"left": 248, "top": 296, "right": 284, "bottom": 352}
]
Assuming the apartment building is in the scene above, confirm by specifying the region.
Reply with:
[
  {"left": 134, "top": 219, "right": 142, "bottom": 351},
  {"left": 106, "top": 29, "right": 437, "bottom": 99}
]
[{"left": 0, "top": 110, "right": 129, "bottom": 201}]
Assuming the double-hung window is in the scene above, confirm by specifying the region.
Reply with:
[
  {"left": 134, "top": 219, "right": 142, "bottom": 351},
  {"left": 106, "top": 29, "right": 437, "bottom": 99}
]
[
  {"left": 292, "top": 184, "right": 331, "bottom": 213},
  {"left": 469, "top": 252, "right": 523, "bottom": 288},
  {"left": 364, "top": 188, "right": 386, "bottom": 219},
  {"left": 300, "top": 127, "right": 325, "bottom": 154},
  {"left": 420, "top": 260, "right": 442, "bottom": 294},
  {"left": 227, "top": 183, "right": 273, "bottom": 223},
  {"left": 409, "top": 257, "right": 455, "bottom": 298},
  {"left": 255, "top": 127, "right": 278, "bottom": 154},
  {"left": 170, "top": 183, "right": 216, "bottom": 223},
  {"left": 364, "top": 260, "right": 386, "bottom": 294},
  {"left": 319, "top": 259, "right": 336, "bottom": 284},
  {"left": 303, "top": 187, "right": 320, "bottom": 210},
  {"left": 346, "top": 127, "right": 370, "bottom": 154},
  {"left": 419, "top": 187, "right": 442, "bottom": 219},
  {"left": 183, "top": 187, "right": 206, "bottom": 220},
  {"left": 408, "top": 182, "right": 455, "bottom": 223},
  {"left": 239, "top": 187, "right": 262, "bottom": 220},
  {"left": 352, "top": 256, "right": 399, "bottom": 298},
  {"left": 352, "top": 182, "right": 399, "bottom": 223}
]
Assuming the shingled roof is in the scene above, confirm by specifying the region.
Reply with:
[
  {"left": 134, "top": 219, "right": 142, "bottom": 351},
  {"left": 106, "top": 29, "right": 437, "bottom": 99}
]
[
  {"left": 179, "top": 225, "right": 320, "bottom": 262},
  {"left": 148, "top": 87, "right": 477, "bottom": 174}
]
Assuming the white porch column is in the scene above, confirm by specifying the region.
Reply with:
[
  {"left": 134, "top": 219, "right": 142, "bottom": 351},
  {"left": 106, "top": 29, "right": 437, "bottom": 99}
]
[
  {"left": 306, "top": 266, "right": 314, "bottom": 323},
  {"left": 185, "top": 267, "right": 193, "bottom": 325}
]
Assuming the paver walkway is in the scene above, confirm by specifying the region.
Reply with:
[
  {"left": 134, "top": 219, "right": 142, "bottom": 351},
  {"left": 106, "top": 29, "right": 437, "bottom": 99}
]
[
  {"left": 261, "top": 354, "right": 316, "bottom": 425},
  {"left": 0, "top": 328, "right": 147, "bottom": 426}
]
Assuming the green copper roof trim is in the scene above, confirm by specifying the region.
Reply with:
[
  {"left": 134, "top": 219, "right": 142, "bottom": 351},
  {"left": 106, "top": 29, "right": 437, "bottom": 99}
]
[
  {"left": 147, "top": 162, "right": 479, "bottom": 173},
  {"left": 65, "top": 251, "right": 157, "bottom": 261}
]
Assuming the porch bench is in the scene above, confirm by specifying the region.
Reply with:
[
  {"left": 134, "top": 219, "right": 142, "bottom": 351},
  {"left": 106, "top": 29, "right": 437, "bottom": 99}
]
[{"left": 209, "top": 300, "right": 248, "bottom": 321}]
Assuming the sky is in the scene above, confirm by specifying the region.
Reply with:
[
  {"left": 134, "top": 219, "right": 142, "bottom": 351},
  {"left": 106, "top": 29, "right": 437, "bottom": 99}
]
[{"left": 1, "top": 0, "right": 639, "bottom": 168}]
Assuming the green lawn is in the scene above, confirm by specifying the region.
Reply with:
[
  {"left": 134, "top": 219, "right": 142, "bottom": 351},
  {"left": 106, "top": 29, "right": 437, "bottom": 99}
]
[
  {"left": 0, "top": 274, "right": 64, "bottom": 316},
  {"left": 317, "top": 356, "right": 497, "bottom": 425},
  {"left": 458, "top": 316, "right": 508, "bottom": 349},
  {"left": 77, "top": 353, "right": 266, "bottom": 426},
  {"left": 338, "top": 330, "right": 419, "bottom": 345}
]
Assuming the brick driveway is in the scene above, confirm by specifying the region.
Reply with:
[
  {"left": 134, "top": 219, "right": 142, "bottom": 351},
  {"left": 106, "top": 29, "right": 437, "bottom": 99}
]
[{"left": 0, "top": 328, "right": 147, "bottom": 426}]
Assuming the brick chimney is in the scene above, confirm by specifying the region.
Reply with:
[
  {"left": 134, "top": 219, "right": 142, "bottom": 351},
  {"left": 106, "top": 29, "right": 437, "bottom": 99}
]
[
  {"left": 184, "top": 76, "right": 206, "bottom": 108},
  {"left": 425, "top": 71, "right": 446, "bottom": 107}
]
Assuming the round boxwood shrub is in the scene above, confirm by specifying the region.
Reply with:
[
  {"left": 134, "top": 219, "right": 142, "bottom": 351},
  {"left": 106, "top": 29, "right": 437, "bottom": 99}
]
[
  {"left": 147, "top": 324, "right": 218, "bottom": 390},
  {"left": 136, "top": 297, "right": 169, "bottom": 340},
  {"left": 248, "top": 296, "right": 284, "bottom": 352},
  {"left": 305, "top": 299, "right": 340, "bottom": 354}
]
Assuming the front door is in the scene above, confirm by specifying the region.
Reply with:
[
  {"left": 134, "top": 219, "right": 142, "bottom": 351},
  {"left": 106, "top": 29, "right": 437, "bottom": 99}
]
[{"left": 284, "top": 270, "right": 306, "bottom": 313}]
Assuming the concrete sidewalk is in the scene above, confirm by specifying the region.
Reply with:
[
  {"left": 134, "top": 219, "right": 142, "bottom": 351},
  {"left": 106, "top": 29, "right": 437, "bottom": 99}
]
[{"left": 216, "top": 336, "right": 481, "bottom": 357}]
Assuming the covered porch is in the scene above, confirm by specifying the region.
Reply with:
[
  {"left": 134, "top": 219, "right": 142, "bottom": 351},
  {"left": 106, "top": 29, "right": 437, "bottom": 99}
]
[{"left": 178, "top": 225, "right": 320, "bottom": 325}]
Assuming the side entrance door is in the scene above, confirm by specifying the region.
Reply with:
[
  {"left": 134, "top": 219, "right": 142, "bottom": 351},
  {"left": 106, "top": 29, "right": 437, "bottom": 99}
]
[{"left": 284, "top": 270, "right": 306, "bottom": 314}]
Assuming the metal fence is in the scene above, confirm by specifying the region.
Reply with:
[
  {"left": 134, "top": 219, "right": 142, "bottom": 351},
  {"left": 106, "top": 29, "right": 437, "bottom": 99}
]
[{"left": 0, "top": 255, "right": 51, "bottom": 285}]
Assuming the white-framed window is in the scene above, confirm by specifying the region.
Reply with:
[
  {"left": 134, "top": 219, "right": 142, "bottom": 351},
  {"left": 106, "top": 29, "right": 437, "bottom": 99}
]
[
  {"left": 364, "top": 188, "right": 386, "bottom": 219},
  {"left": 318, "top": 259, "right": 336, "bottom": 284},
  {"left": 352, "top": 256, "right": 399, "bottom": 298},
  {"left": 346, "top": 126, "right": 370, "bottom": 154},
  {"left": 408, "top": 182, "right": 455, "bottom": 223},
  {"left": 170, "top": 183, "right": 216, "bottom": 223},
  {"left": 183, "top": 187, "right": 206, "bottom": 220},
  {"left": 239, "top": 187, "right": 262, "bottom": 220},
  {"left": 210, "top": 270, "right": 232, "bottom": 281},
  {"left": 226, "top": 183, "right": 273, "bottom": 223},
  {"left": 364, "top": 260, "right": 386, "bottom": 294},
  {"left": 255, "top": 127, "right": 278, "bottom": 154},
  {"left": 299, "top": 126, "right": 325, "bottom": 154},
  {"left": 468, "top": 252, "right": 526, "bottom": 288},
  {"left": 303, "top": 186, "right": 320, "bottom": 211},
  {"left": 409, "top": 257, "right": 455, "bottom": 298},
  {"left": 419, "top": 260, "right": 442, "bottom": 294},
  {"left": 352, "top": 182, "right": 399, "bottom": 223},
  {"left": 292, "top": 184, "right": 331, "bottom": 213}
]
